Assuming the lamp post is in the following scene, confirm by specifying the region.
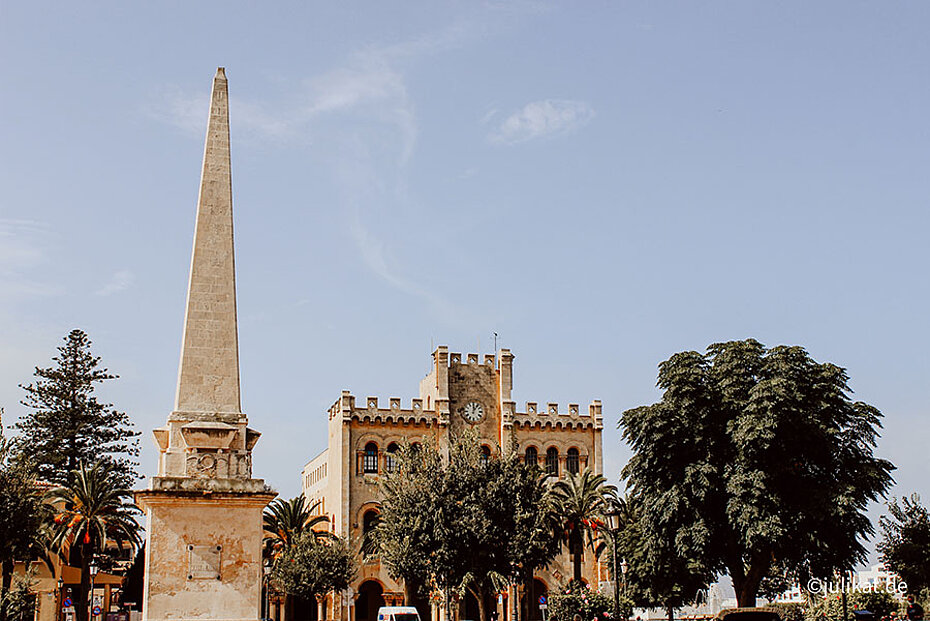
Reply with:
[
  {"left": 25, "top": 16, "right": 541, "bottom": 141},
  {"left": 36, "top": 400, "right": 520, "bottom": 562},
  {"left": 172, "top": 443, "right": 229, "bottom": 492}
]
[
  {"left": 606, "top": 510, "right": 622, "bottom": 621},
  {"left": 89, "top": 559, "right": 99, "bottom": 621},
  {"left": 263, "top": 561, "right": 272, "bottom": 621},
  {"left": 620, "top": 559, "right": 628, "bottom": 601},
  {"left": 57, "top": 578, "right": 64, "bottom": 621}
]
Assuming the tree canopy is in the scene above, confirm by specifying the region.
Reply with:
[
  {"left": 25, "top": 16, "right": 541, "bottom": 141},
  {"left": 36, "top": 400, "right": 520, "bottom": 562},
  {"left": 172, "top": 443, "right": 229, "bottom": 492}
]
[
  {"left": 0, "top": 435, "right": 46, "bottom": 621},
  {"left": 45, "top": 461, "right": 142, "bottom": 621},
  {"left": 377, "top": 435, "right": 560, "bottom": 621},
  {"left": 16, "top": 330, "right": 139, "bottom": 487},
  {"left": 621, "top": 339, "right": 894, "bottom": 607},
  {"left": 270, "top": 532, "right": 355, "bottom": 604},
  {"left": 877, "top": 494, "right": 930, "bottom": 595}
]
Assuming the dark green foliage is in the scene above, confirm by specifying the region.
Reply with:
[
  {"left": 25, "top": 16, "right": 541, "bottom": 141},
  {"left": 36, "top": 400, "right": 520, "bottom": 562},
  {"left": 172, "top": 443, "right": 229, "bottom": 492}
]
[
  {"left": 613, "top": 494, "right": 708, "bottom": 614},
  {"left": 45, "top": 462, "right": 142, "bottom": 621},
  {"left": 377, "top": 434, "right": 560, "bottom": 621},
  {"left": 16, "top": 330, "right": 140, "bottom": 487},
  {"left": 621, "top": 339, "right": 894, "bottom": 608},
  {"left": 878, "top": 495, "right": 930, "bottom": 594},
  {"left": 0, "top": 435, "right": 46, "bottom": 621},
  {"left": 270, "top": 532, "right": 354, "bottom": 602},
  {"left": 548, "top": 581, "right": 613, "bottom": 621},
  {"left": 0, "top": 571, "right": 35, "bottom": 621}
]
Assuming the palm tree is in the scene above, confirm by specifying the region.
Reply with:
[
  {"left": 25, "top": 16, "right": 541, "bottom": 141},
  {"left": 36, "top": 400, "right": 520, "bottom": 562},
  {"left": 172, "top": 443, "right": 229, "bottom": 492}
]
[
  {"left": 263, "top": 496, "right": 329, "bottom": 621},
  {"left": 262, "top": 496, "right": 329, "bottom": 561},
  {"left": 45, "top": 462, "right": 141, "bottom": 621},
  {"left": 550, "top": 468, "right": 618, "bottom": 583}
]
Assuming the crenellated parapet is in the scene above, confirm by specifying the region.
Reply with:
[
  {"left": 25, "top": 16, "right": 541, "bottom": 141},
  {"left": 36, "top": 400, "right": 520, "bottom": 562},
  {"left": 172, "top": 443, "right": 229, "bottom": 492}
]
[
  {"left": 508, "top": 399, "right": 603, "bottom": 431},
  {"left": 328, "top": 390, "right": 444, "bottom": 426}
]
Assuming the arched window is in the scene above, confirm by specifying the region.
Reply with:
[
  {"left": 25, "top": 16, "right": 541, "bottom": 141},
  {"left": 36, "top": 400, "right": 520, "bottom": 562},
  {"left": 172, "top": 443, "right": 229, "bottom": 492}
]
[
  {"left": 363, "top": 509, "right": 380, "bottom": 534},
  {"left": 525, "top": 446, "right": 538, "bottom": 467},
  {"left": 480, "top": 445, "right": 491, "bottom": 466},
  {"left": 362, "top": 509, "right": 380, "bottom": 556},
  {"left": 364, "top": 442, "right": 379, "bottom": 474},
  {"left": 566, "top": 447, "right": 580, "bottom": 474},
  {"left": 385, "top": 443, "right": 399, "bottom": 472},
  {"left": 545, "top": 447, "right": 559, "bottom": 476}
]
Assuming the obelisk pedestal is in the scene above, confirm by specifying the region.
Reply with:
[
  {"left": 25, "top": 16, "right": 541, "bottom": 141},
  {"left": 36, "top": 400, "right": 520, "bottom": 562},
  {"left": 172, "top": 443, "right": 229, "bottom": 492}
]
[{"left": 135, "top": 68, "right": 276, "bottom": 621}]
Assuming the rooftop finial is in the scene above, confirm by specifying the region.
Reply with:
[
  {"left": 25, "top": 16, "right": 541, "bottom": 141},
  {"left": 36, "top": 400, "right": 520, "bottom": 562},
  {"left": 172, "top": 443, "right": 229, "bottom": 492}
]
[{"left": 216, "top": 67, "right": 226, "bottom": 79}]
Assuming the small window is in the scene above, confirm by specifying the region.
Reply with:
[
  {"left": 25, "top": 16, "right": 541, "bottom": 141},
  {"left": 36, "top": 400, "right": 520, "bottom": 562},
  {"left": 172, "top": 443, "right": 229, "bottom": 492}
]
[
  {"left": 546, "top": 447, "right": 559, "bottom": 476},
  {"left": 480, "top": 445, "right": 491, "bottom": 466},
  {"left": 385, "top": 443, "right": 399, "bottom": 472},
  {"left": 525, "top": 446, "right": 538, "bottom": 467},
  {"left": 566, "top": 448, "right": 580, "bottom": 474},
  {"left": 364, "top": 442, "right": 379, "bottom": 474}
]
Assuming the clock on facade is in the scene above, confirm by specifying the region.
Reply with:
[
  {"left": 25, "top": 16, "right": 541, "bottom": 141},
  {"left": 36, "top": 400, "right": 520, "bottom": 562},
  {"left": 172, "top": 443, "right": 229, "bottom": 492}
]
[{"left": 461, "top": 401, "right": 485, "bottom": 423}]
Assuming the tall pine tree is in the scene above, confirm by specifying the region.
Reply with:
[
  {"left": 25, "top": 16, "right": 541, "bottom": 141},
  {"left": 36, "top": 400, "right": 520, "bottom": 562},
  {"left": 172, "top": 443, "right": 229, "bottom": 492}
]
[{"left": 15, "top": 329, "right": 140, "bottom": 487}]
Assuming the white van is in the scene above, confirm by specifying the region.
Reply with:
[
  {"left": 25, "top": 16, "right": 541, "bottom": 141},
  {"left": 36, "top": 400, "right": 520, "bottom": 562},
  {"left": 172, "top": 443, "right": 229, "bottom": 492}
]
[{"left": 377, "top": 606, "right": 422, "bottom": 621}]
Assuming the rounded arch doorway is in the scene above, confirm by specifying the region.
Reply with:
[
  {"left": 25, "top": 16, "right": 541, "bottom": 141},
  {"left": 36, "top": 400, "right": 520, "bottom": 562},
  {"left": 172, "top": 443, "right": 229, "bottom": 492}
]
[
  {"left": 356, "top": 580, "right": 385, "bottom": 621},
  {"left": 522, "top": 578, "right": 548, "bottom": 621}
]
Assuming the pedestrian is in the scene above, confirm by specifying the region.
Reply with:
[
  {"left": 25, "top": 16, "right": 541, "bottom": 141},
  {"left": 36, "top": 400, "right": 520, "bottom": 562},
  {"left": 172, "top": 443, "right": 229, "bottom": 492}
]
[{"left": 906, "top": 596, "right": 924, "bottom": 621}]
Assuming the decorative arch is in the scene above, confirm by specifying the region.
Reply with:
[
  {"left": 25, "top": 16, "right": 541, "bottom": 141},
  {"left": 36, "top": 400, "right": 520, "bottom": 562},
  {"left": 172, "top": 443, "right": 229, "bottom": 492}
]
[{"left": 355, "top": 580, "right": 385, "bottom": 621}]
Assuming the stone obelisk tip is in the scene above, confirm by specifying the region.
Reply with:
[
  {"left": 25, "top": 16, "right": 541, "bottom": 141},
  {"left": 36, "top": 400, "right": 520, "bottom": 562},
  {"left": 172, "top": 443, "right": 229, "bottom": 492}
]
[{"left": 173, "top": 68, "right": 241, "bottom": 417}]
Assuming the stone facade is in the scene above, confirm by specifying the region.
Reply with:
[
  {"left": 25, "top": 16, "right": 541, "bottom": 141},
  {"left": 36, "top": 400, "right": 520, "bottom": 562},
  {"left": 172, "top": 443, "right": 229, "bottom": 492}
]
[
  {"left": 302, "top": 347, "right": 606, "bottom": 621},
  {"left": 135, "top": 68, "right": 275, "bottom": 621}
]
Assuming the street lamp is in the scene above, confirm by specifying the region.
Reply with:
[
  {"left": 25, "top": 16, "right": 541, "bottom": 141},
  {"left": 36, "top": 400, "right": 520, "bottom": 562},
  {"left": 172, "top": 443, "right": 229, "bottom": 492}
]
[
  {"left": 89, "top": 559, "right": 99, "bottom": 621},
  {"left": 606, "top": 510, "right": 622, "bottom": 621},
  {"left": 57, "top": 578, "right": 64, "bottom": 621},
  {"left": 620, "top": 559, "right": 628, "bottom": 599},
  {"left": 263, "top": 560, "right": 272, "bottom": 621}
]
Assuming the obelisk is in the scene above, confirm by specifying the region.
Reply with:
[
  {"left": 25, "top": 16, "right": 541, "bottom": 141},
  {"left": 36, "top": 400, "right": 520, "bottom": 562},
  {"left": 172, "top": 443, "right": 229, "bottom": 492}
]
[{"left": 136, "top": 68, "right": 276, "bottom": 621}]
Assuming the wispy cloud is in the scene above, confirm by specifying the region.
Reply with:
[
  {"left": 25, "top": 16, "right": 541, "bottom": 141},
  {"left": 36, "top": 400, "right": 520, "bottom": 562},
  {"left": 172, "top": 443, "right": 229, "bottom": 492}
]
[
  {"left": 489, "top": 99, "right": 594, "bottom": 145},
  {"left": 145, "top": 89, "right": 290, "bottom": 140},
  {"left": 96, "top": 269, "right": 135, "bottom": 296},
  {"left": 0, "top": 220, "right": 59, "bottom": 301},
  {"left": 143, "top": 13, "right": 539, "bottom": 326}
]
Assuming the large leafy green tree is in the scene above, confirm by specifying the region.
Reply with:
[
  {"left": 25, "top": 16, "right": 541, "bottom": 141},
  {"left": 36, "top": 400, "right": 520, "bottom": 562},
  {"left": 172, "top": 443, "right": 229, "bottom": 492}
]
[
  {"left": 614, "top": 494, "right": 708, "bottom": 621},
  {"left": 16, "top": 330, "right": 140, "bottom": 487},
  {"left": 378, "top": 435, "right": 560, "bottom": 621},
  {"left": 621, "top": 339, "right": 894, "bottom": 608},
  {"left": 270, "top": 532, "right": 354, "bottom": 609},
  {"left": 45, "top": 462, "right": 142, "bottom": 621},
  {"left": 550, "top": 468, "right": 617, "bottom": 583},
  {"left": 0, "top": 434, "right": 47, "bottom": 621},
  {"left": 877, "top": 494, "right": 930, "bottom": 595}
]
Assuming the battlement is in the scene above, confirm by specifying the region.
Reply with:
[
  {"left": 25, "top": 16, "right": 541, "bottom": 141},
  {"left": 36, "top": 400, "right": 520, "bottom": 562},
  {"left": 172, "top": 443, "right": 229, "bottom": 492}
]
[
  {"left": 504, "top": 399, "right": 603, "bottom": 430},
  {"left": 431, "top": 345, "right": 512, "bottom": 368},
  {"left": 328, "top": 390, "right": 446, "bottom": 426}
]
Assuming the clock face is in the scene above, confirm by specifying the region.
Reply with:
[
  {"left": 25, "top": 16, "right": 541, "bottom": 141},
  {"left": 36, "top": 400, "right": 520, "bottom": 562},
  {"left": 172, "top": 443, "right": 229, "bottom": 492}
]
[{"left": 461, "top": 401, "right": 485, "bottom": 423}]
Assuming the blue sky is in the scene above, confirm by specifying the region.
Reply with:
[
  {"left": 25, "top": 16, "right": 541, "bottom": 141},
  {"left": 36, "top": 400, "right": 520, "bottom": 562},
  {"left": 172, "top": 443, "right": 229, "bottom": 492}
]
[{"left": 1, "top": 2, "right": 928, "bottom": 560}]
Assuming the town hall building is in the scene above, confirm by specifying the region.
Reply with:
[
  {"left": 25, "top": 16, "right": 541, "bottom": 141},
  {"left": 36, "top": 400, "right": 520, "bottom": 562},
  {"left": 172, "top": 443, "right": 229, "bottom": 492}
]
[{"left": 302, "top": 346, "right": 606, "bottom": 621}]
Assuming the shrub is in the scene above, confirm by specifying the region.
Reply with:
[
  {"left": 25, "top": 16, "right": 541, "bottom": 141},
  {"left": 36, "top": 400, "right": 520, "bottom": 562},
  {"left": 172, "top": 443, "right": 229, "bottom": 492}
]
[{"left": 549, "top": 581, "right": 615, "bottom": 621}]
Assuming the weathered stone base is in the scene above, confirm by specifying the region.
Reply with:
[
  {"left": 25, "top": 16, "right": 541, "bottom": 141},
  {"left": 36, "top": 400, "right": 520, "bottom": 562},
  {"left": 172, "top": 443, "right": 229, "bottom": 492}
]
[{"left": 135, "top": 485, "right": 277, "bottom": 621}]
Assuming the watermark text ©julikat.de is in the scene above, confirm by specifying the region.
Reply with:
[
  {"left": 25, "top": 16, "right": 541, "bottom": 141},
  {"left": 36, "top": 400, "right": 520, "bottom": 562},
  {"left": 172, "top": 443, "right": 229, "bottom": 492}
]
[{"left": 807, "top": 578, "right": 908, "bottom": 595}]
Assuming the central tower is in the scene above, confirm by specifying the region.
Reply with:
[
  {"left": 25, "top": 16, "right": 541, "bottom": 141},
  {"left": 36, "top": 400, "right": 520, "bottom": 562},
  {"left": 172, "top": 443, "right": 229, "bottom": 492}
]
[{"left": 136, "top": 68, "right": 276, "bottom": 621}]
